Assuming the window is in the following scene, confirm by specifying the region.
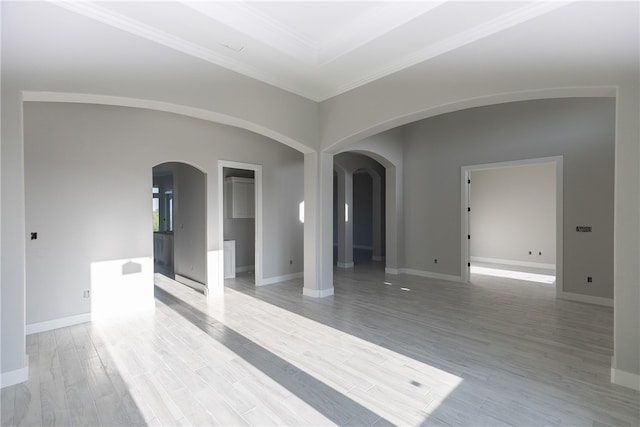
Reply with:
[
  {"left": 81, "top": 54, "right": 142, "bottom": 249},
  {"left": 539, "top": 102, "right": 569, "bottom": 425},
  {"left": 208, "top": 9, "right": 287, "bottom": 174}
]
[
  {"left": 152, "top": 187, "right": 160, "bottom": 232},
  {"left": 166, "top": 191, "right": 173, "bottom": 231}
]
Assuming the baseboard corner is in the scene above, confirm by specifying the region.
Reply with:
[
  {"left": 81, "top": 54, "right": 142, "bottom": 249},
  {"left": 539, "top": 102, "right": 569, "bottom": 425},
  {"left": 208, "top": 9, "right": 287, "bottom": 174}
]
[
  {"left": 303, "top": 287, "right": 334, "bottom": 298},
  {"left": 1, "top": 358, "right": 29, "bottom": 389},
  {"left": 558, "top": 291, "right": 613, "bottom": 307},
  {"left": 611, "top": 366, "right": 640, "bottom": 391}
]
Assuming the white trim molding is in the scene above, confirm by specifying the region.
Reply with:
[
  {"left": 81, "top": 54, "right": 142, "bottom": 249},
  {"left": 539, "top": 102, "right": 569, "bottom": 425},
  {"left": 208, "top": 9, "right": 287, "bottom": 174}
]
[
  {"left": 400, "top": 268, "right": 464, "bottom": 283},
  {"left": 236, "top": 265, "right": 255, "bottom": 273},
  {"left": 353, "top": 245, "right": 373, "bottom": 250},
  {"left": 175, "top": 274, "right": 207, "bottom": 293},
  {"left": 1, "top": 357, "right": 29, "bottom": 389},
  {"left": 611, "top": 366, "right": 640, "bottom": 391},
  {"left": 259, "top": 272, "right": 303, "bottom": 286},
  {"left": 385, "top": 267, "right": 400, "bottom": 275},
  {"left": 558, "top": 292, "right": 613, "bottom": 307},
  {"left": 337, "top": 261, "right": 355, "bottom": 269},
  {"left": 26, "top": 313, "right": 91, "bottom": 335},
  {"left": 303, "top": 287, "right": 335, "bottom": 298}
]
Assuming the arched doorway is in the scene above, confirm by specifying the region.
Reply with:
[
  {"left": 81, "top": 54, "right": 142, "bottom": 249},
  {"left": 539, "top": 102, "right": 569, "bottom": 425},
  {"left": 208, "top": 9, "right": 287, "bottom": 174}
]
[
  {"left": 152, "top": 162, "right": 207, "bottom": 293},
  {"left": 333, "top": 153, "right": 386, "bottom": 269}
]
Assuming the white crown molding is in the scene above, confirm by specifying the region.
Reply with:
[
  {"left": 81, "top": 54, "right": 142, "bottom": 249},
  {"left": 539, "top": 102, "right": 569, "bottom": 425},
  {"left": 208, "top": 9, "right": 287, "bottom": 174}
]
[
  {"left": 52, "top": 1, "right": 318, "bottom": 100},
  {"left": 185, "top": 2, "right": 449, "bottom": 68},
  {"left": 183, "top": 1, "right": 318, "bottom": 65},
  {"left": 318, "top": 1, "right": 448, "bottom": 66},
  {"left": 51, "top": 1, "right": 573, "bottom": 102},
  {"left": 321, "top": 1, "right": 572, "bottom": 101}
]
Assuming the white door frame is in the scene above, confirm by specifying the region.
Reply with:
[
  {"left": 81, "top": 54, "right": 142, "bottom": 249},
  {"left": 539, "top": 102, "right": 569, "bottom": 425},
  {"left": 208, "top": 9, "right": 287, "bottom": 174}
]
[
  {"left": 218, "top": 160, "right": 263, "bottom": 286},
  {"left": 461, "top": 156, "right": 563, "bottom": 297}
]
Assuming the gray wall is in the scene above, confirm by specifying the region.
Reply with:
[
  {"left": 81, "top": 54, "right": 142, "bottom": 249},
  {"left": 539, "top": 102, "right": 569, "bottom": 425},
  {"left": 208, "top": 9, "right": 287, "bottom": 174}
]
[
  {"left": 173, "top": 163, "right": 207, "bottom": 284},
  {"left": 470, "top": 163, "right": 556, "bottom": 266},
  {"left": 353, "top": 172, "right": 373, "bottom": 249},
  {"left": 402, "top": 98, "right": 614, "bottom": 299},
  {"left": 23, "top": 102, "right": 303, "bottom": 325}
]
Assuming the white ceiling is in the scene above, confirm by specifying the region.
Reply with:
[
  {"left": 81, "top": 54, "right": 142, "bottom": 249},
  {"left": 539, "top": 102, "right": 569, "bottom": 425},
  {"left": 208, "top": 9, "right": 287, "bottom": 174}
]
[{"left": 43, "top": 1, "right": 640, "bottom": 101}]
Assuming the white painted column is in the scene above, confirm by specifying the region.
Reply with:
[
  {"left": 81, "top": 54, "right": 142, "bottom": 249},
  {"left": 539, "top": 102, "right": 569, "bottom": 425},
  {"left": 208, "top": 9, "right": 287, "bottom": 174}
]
[
  {"left": 611, "top": 84, "right": 640, "bottom": 390},
  {"left": 385, "top": 166, "right": 401, "bottom": 274},
  {"left": 303, "top": 152, "right": 334, "bottom": 298},
  {"left": 371, "top": 173, "right": 383, "bottom": 261},
  {"left": 336, "top": 167, "right": 354, "bottom": 269}
]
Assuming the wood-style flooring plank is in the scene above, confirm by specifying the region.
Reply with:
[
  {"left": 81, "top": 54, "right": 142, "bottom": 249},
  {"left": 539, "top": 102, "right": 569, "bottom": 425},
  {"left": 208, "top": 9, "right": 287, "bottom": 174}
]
[{"left": 9, "top": 265, "right": 640, "bottom": 426}]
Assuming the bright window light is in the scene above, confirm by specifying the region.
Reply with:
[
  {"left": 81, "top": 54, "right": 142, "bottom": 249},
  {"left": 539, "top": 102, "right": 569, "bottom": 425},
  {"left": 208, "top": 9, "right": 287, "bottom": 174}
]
[
  {"left": 299, "top": 201, "right": 304, "bottom": 223},
  {"left": 471, "top": 266, "right": 555, "bottom": 284},
  {"left": 345, "top": 203, "right": 349, "bottom": 222}
]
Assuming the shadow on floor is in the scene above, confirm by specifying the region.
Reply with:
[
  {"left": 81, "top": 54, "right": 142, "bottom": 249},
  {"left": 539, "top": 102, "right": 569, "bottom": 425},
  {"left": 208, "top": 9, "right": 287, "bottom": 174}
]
[{"left": 154, "top": 286, "right": 392, "bottom": 426}]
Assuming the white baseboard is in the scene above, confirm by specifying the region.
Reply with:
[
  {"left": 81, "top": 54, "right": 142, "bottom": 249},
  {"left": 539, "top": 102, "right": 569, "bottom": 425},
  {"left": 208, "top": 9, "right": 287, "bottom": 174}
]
[
  {"left": 353, "top": 245, "right": 373, "bottom": 250},
  {"left": 303, "top": 287, "right": 334, "bottom": 298},
  {"left": 611, "top": 366, "right": 640, "bottom": 391},
  {"left": 26, "top": 313, "right": 91, "bottom": 335},
  {"left": 1, "top": 357, "right": 29, "bottom": 388},
  {"left": 175, "top": 274, "right": 206, "bottom": 292},
  {"left": 400, "top": 268, "right": 464, "bottom": 283},
  {"left": 236, "top": 265, "right": 255, "bottom": 273},
  {"left": 337, "top": 261, "right": 354, "bottom": 269},
  {"left": 258, "top": 272, "right": 303, "bottom": 286},
  {"left": 558, "top": 291, "right": 613, "bottom": 307},
  {"left": 372, "top": 255, "right": 385, "bottom": 262},
  {"left": 385, "top": 267, "right": 462, "bottom": 282},
  {"left": 471, "top": 256, "right": 555, "bottom": 270}
]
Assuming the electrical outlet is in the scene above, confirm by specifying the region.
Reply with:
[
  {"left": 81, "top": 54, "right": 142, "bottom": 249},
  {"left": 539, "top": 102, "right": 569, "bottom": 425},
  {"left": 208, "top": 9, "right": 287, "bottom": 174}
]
[
  {"left": 528, "top": 251, "right": 532, "bottom": 255},
  {"left": 434, "top": 259, "right": 438, "bottom": 264},
  {"left": 587, "top": 276, "right": 593, "bottom": 283},
  {"left": 83, "top": 290, "right": 91, "bottom": 299},
  {"left": 290, "top": 259, "right": 293, "bottom": 265}
]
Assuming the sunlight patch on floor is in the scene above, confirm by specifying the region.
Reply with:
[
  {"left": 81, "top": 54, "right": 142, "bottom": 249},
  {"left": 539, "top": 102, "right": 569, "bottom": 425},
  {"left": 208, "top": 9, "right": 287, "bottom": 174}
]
[
  {"left": 217, "top": 285, "right": 463, "bottom": 424},
  {"left": 471, "top": 265, "right": 555, "bottom": 284}
]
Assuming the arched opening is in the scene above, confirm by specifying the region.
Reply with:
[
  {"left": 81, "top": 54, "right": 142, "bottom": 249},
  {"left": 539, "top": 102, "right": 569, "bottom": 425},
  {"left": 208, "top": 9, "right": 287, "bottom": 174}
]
[
  {"left": 152, "top": 162, "right": 207, "bottom": 293},
  {"left": 333, "top": 153, "right": 386, "bottom": 270}
]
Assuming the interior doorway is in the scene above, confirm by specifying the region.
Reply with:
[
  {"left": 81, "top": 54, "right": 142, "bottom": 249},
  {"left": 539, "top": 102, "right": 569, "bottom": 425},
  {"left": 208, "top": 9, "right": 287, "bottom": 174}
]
[
  {"left": 152, "top": 162, "right": 207, "bottom": 293},
  {"left": 333, "top": 152, "right": 386, "bottom": 269},
  {"left": 218, "top": 161, "right": 262, "bottom": 286},
  {"left": 462, "top": 157, "right": 563, "bottom": 294},
  {"left": 352, "top": 170, "right": 372, "bottom": 264}
]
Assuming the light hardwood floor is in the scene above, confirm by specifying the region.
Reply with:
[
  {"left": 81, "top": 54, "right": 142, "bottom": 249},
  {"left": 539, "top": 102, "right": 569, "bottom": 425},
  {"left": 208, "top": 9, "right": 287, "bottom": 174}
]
[{"left": 2, "top": 264, "right": 639, "bottom": 426}]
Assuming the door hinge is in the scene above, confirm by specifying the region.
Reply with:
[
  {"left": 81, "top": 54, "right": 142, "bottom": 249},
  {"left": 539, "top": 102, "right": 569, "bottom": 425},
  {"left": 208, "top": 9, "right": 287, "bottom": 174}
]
[
  {"left": 467, "top": 207, "right": 471, "bottom": 212},
  {"left": 468, "top": 234, "right": 471, "bottom": 240},
  {"left": 467, "top": 262, "right": 471, "bottom": 267},
  {"left": 467, "top": 179, "right": 471, "bottom": 184}
]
